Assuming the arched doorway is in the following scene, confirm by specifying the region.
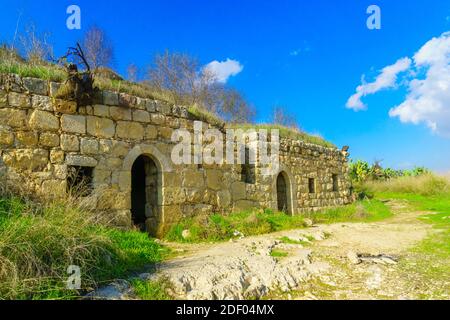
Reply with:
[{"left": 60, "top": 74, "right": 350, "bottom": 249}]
[
  {"left": 131, "top": 155, "right": 159, "bottom": 236},
  {"left": 276, "top": 172, "right": 290, "bottom": 214}
]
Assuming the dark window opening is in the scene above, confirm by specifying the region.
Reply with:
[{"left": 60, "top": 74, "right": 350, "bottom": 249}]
[
  {"left": 241, "top": 147, "right": 256, "bottom": 184},
  {"left": 67, "top": 166, "right": 93, "bottom": 197},
  {"left": 308, "top": 178, "right": 315, "bottom": 194},
  {"left": 277, "top": 173, "right": 288, "bottom": 213},
  {"left": 332, "top": 174, "right": 339, "bottom": 192}
]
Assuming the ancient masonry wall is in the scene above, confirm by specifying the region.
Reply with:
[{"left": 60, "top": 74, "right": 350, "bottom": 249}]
[{"left": 0, "top": 74, "right": 353, "bottom": 236}]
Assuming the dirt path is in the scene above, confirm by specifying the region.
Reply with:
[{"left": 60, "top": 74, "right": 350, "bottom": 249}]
[
  {"left": 150, "top": 200, "right": 448, "bottom": 300},
  {"left": 90, "top": 200, "right": 448, "bottom": 300}
]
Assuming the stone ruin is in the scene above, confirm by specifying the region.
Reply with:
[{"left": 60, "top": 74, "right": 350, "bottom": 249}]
[{"left": 0, "top": 74, "right": 353, "bottom": 237}]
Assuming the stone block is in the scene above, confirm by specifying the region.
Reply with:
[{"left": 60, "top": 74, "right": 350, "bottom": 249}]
[
  {"left": 151, "top": 113, "right": 165, "bottom": 125},
  {"left": 0, "top": 126, "right": 14, "bottom": 146},
  {"left": 110, "top": 106, "right": 132, "bottom": 121},
  {"left": 39, "top": 132, "right": 60, "bottom": 147},
  {"left": 145, "top": 125, "right": 158, "bottom": 140},
  {"left": 23, "top": 77, "right": 48, "bottom": 95},
  {"left": 93, "top": 104, "right": 110, "bottom": 117},
  {"left": 53, "top": 99, "right": 77, "bottom": 114},
  {"left": 0, "top": 108, "right": 27, "bottom": 128},
  {"left": 206, "top": 169, "right": 223, "bottom": 191},
  {"left": 29, "top": 110, "right": 60, "bottom": 132},
  {"left": 87, "top": 116, "right": 115, "bottom": 138},
  {"left": 231, "top": 181, "right": 246, "bottom": 200},
  {"left": 66, "top": 155, "right": 98, "bottom": 167},
  {"left": 116, "top": 121, "right": 144, "bottom": 140},
  {"left": 61, "top": 134, "right": 79, "bottom": 151},
  {"left": 50, "top": 150, "right": 65, "bottom": 164},
  {"left": 16, "top": 131, "right": 38, "bottom": 146},
  {"left": 31, "top": 95, "right": 52, "bottom": 111},
  {"left": 103, "top": 91, "right": 119, "bottom": 106},
  {"left": 183, "top": 171, "right": 204, "bottom": 188},
  {"left": 61, "top": 114, "right": 86, "bottom": 134},
  {"left": 80, "top": 138, "right": 99, "bottom": 155},
  {"left": 132, "top": 110, "right": 150, "bottom": 122},
  {"left": 8, "top": 92, "right": 31, "bottom": 108}
]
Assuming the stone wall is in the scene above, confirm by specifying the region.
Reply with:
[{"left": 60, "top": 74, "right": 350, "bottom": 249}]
[{"left": 0, "top": 74, "right": 353, "bottom": 237}]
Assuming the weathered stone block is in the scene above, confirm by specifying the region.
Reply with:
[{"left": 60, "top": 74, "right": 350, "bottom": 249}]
[
  {"left": 183, "top": 171, "right": 204, "bottom": 188},
  {"left": 206, "top": 170, "right": 223, "bottom": 191},
  {"left": 80, "top": 138, "right": 99, "bottom": 155},
  {"left": 53, "top": 99, "right": 77, "bottom": 114},
  {"left": 158, "top": 127, "right": 173, "bottom": 140},
  {"left": 8, "top": 92, "right": 31, "bottom": 108},
  {"left": 151, "top": 113, "right": 165, "bottom": 125},
  {"left": 61, "top": 114, "right": 86, "bottom": 134},
  {"left": 23, "top": 78, "right": 48, "bottom": 95},
  {"left": 119, "top": 93, "right": 136, "bottom": 107},
  {"left": 110, "top": 106, "right": 132, "bottom": 121},
  {"left": 93, "top": 169, "right": 111, "bottom": 185},
  {"left": 0, "top": 108, "right": 27, "bottom": 128},
  {"left": 103, "top": 91, "right": 119, "bottom": 106},
  {"left": 3, "top": 149, "right": 48, "bottom": 171},
  {"left": 0, "top": 126, "right": 14, "bottom": 146},
  {"left": 41, "top": 179, "right": 67, "bottom": 196},
  {"left": 53, "top": 164, "right": 67, "bottom": 179},
  {"left": 93, "top": 104, "right": 110, "bottom": 117},
  {"left": 16, "top": 131, "right": 38, "bottom": 146},
  {"left": 50, "top": 150, "right": 65, "bottom": 164},
  {"left": 29, "top": 110, "right": 60, "bottom": 132},
  {"left": 31, "top": 95, "right": 52, "bottom": 111},
  {"left": 231, "top": 181, "right": 246, "bottom": 200},
  {"left": 39, "top": 132, "right": 60, "bottom": 147},
  {"left": 146, "top": 100, "right": 157, "bottom": 112},
  {"left": 145, "top": 125, "right": 158, "bottom": 140},
  {"left": 61, "top": 134, "right": 79, "bottom": 151},
  {"left": 87, "top": 116, "right": 115, "bottom": 138},
  {"left": 132, "top": 110, "right": 150, "bottom": 122},
  {"left": 66, "top": 155, "right": 97, "bottom": 167},
  {"left": 49, "top": 82, "right": 61, "bottom": 97},
  {"left": 217, "top": 190, "right": 231, "bottom": 207},
  {"left": 0, "top": 90, "right": 7, "bottom": 107},
  {"left": 116, "top": 121, "right": 144, "bottom": 140}
]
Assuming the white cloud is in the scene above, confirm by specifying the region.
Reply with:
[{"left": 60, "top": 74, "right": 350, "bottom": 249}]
[
  {"left": 346, "top": 57, "right": 412, "bottom": 111},
  {"left": 347, "top": 31, "right": 450, "bottom": 137},
  {"left": 389, "top": 32, "right": 450, "bottom": 137},
  {"left": 204, "top": 58, "right": 243, "bottom": 83}
]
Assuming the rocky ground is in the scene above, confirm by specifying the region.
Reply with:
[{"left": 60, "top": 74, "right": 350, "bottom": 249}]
[{"left": 89, "top": 200, "right": 449, "bottom": 300}]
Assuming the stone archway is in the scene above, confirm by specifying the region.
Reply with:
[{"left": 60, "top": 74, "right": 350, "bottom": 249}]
[
  {"left": 131, "top": 155, "right": 159, "bottom": 234},
  {"left": 273, "top": 166, "right": 297, "bottom": 215},
  {"left": 123, "top": 144, "right": 172, "bottom": 237}
]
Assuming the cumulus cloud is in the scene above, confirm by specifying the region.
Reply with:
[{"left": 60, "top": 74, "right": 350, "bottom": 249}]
[
  {"left": 347, "top": 31, "right": 450, "bottom": 137},
  {"left": 389, "top": 32, "right": 450, "bottom": 137},
  {"left": 204, "top": 58, "right": 244, "bottom": 83},
  {"left": 346, "top": 57, "right": 412, "bottom": 111}
]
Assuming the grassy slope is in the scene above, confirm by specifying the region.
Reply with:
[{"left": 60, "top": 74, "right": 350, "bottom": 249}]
[
  {"left": 0, "top": 193, "right": 167, "bottom": 300},
  {"left": 365, "top": 175, "right": 450, "bottom": 297}
]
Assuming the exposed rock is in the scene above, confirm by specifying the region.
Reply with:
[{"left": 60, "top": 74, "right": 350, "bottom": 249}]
[{"left": 347, "top": 251, "right": 361, "bottom": 265}]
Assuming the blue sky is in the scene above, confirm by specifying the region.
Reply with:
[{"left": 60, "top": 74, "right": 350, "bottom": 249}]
[{"left": 1, "top": 0, "right": 450, "bottom": 172}]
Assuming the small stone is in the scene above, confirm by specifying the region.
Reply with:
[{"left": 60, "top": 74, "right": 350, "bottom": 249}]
[
  {"left": 303, "top": 218, "right": 314, "bottom": 227},
  {"left": 182, "top": 229, "right": 191, "bottom": 240},
  {"left": 347, "top": 251, "right": 361, "bottom": 265}
]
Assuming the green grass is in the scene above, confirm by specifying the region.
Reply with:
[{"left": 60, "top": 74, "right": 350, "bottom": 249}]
[
  {"left": 279, "top": 236, "right": 310, "bottom": 246},
  {"left": 131, "top": 278, "right": 173, "bottom": 300},
  {"left": 227, "top": 123, "right": 336, "bottom": 148},
  {"left": 165, "top": 200, "right": 391, "bottom": 243},
  {"left": 0, "top": 61, "right": 66, "bottom": 82},
  {"left": 0, "top": 191, "right": 166, "bottom": 300},
  {"left": 310, "top": 199, "right": 392, "bottom": 224},
  {"left": 364, "top": 175, "right": 450, "bottom": 296},
  {"left": 165, "top": 209, "right": 307, "bottom": 243},
  {"left": 270, "top": 250, "right": 289, "bottom": 258}
]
